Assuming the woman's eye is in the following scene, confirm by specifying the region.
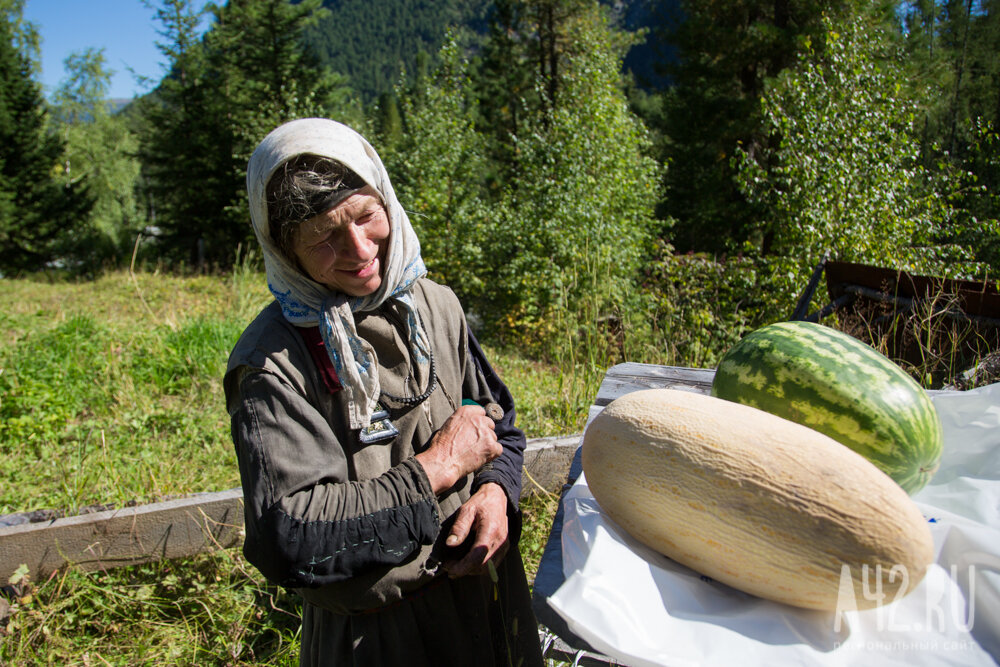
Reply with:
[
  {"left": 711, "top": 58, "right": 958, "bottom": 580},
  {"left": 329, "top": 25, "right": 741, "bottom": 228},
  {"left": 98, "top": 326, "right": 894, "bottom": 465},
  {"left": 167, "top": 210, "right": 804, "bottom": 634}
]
[{"left": 306, "top": 232, "right": 333, "bottom": 251}]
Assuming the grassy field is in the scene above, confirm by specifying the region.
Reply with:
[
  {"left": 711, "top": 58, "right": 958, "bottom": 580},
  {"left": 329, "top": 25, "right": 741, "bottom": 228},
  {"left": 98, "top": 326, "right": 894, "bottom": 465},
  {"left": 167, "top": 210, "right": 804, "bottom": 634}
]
[
  {"left": 2, "top": 265, "right": 991, "bottom": 664},
  {"left": 0, "top": 268, "right": 591, "bottom": 665}
]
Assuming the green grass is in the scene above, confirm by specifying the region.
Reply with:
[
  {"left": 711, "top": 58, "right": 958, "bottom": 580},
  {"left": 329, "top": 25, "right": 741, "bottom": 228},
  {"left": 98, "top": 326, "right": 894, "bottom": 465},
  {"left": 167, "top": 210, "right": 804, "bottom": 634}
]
[
  {"left": 3, "top": 549, "right": 303, "bottom": 666},
  {"left": 2, "top": 264, "right": 987, "bottom": 664},
  {"left": 0, "top": 272, "right": 261, "bottom": 515},
  {"left": 0, "top": 269, "right": 595, "bottom": 514},
  {"left": 2, "top": 494, "right": 563, "bottom": 666},
  {"left": 0, "top": 269, "right": 593, "bottom": 665}
]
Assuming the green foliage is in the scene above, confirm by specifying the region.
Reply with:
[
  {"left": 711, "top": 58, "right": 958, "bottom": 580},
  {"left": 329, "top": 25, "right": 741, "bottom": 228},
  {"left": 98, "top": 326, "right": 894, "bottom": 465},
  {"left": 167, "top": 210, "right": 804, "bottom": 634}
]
[
  {"left": 302, "top": 0, "right": 492, "bottom": 104},
  {"left": 957, "top": 120, "right": 1000, "bottom": 271},
  {"left": 735, "top": 15, "right": 991, "bottom": 308},
  {"left": 50, "top": 48, "right": 145, "bottom": 272},
  {"left": 643, "top": 249, "right": 762, "bottom": 368},
  {"left": 0, "top": 2, "right": 92, "bottom": 275},
  {"left": 473, "top": 0, "right": 595, "bottom": 171},
  {"left": 0, "top": 550, "right": 302, "bottom": 665},
  {"left": 382, "top": 32, "right": 492, "bottom": 305},
  {"left": 472, "top": 0, "right": 535, "bottom": 165},
  {"left": 0, "top": 0, "right": 38, "bottom": 70},
  {"left": 901, "top": 0, "right": 1000, "bottom": 154},
  {"left": 481, "top": 2, "right": 661, "bottom": 355},
  {"left": 654, "top": 0, "right": 868, "bottom": 254},
  {"left": 378, "top": 2, "right": 661, "bottom": 362},
  {"left": 136, "top": 0, "right": 358, "bottom": 268},
  {"left": 135, "top": 0, "right": 233, "bottom": 267},
  {"left": 204, "top": 0, "right": 362, "bottom": 150},
  {"left": 899, "top": 0, "right": 1000, "bottom": 274}
]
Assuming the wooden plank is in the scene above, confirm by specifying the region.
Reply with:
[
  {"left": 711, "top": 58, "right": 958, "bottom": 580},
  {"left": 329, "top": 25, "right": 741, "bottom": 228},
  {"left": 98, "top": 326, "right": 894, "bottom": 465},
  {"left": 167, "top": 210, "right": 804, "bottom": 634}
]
[
  {"left": 0, "top": 436, "right": 581, "bottom": 582},
  {"left": 521, "top": 434, "right": 582, "bottom": 496},
  {"left": 0, "top": 489, "right": 244, "bottom": 582},
  {"left": 595, "top": 362, "right": 715, "bottom": 406}
]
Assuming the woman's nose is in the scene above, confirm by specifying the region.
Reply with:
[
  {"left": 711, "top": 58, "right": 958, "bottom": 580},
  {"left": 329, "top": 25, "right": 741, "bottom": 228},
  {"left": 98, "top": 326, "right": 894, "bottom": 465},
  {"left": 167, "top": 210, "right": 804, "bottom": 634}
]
[{"left": 338, "top": 224, "right": 370, "bottom": 257}]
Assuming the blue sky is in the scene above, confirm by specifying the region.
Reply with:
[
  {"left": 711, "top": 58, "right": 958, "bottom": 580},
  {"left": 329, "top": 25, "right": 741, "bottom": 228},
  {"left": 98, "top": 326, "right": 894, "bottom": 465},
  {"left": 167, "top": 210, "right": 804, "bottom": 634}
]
[{"left": 22, "top": 1, "right": 212, "bottom": 101}]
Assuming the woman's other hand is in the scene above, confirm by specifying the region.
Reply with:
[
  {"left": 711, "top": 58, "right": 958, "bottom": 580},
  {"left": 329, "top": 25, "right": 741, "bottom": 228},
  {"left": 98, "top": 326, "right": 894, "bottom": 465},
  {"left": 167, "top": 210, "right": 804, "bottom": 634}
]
[
  {"left": 416, "top": 404, "right": 502, "bottom": 494},
  {"left": 441, "top": 482, "right": 510, "bottom": 578}
]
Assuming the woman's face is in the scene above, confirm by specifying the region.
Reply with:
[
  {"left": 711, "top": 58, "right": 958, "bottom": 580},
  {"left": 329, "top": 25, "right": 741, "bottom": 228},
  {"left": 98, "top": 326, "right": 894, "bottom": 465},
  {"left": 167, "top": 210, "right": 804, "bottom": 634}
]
[{"left": 291, "top": 186, "right": 391, "bottom": 297}]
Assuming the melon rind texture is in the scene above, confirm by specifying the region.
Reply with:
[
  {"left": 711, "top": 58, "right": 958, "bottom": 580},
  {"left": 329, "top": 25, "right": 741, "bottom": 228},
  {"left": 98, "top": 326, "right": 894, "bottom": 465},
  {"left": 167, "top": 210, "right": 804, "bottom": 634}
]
[
  {"left": 711, "top": 321, "right": 943, "bottom": 494},
  {"left": 581, "top": 388, "right": 934, "bottom": 611}
]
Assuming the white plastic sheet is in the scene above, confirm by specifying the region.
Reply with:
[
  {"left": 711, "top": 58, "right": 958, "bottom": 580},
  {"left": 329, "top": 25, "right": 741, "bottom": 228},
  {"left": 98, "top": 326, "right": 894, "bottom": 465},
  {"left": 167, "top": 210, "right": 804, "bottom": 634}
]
[{"left": 548, "top": 383, "right": 1000, "bottom": 666}]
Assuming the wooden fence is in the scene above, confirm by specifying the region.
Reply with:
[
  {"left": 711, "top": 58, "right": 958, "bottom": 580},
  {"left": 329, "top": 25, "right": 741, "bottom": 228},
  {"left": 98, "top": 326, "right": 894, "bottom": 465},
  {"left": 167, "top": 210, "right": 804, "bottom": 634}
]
[{"left": 0, "top": 435, "right": 581, "bottom": 583}]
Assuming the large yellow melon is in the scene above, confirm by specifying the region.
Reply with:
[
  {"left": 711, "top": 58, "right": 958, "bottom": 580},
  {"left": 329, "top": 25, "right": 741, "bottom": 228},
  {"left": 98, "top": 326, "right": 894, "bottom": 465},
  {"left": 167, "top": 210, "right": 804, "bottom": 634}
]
[{"left": 581, "top": 388, "right": 934, "bottom": 611}]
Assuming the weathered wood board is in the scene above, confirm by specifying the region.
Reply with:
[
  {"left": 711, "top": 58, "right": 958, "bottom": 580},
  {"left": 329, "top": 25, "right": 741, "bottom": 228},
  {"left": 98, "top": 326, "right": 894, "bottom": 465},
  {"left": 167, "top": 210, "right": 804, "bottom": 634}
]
[
  {"left": 0, "top": 435, "right": 580, "bottom": 582},
  {"left": 0, "top": 489, "right": 244, "bottom": 582},
  {"left": 594, "top": 362, "right": 714, "bottom": 406}
]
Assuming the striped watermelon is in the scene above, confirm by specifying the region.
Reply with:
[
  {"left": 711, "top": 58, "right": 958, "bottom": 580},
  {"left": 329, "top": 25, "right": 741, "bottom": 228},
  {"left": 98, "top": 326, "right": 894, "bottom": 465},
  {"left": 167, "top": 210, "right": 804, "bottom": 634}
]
[{"left": 711, "top": 321, "right": 943, "bottom": 494}]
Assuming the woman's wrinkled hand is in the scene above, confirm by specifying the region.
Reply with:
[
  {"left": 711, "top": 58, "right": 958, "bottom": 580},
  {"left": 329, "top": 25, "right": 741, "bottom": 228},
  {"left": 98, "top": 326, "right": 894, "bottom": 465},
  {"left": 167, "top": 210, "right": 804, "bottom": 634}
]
[
  {"left": 441, "top": 482, "right": 510, "bottom": 578},
  {"left": 415, "top": 404, "right": 501, "bottom": 494}
]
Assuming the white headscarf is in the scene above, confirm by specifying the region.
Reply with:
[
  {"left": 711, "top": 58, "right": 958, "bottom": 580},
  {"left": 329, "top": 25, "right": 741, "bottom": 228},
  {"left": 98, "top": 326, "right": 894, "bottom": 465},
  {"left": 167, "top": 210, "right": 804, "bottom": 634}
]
[{"left": 246, "top": 118, "right": 429, "bottom": 430}]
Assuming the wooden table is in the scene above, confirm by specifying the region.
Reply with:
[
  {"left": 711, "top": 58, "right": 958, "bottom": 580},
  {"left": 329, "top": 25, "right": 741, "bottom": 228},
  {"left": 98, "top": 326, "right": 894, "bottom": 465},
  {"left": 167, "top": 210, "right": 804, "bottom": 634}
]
[{"left": 530, "top": 363, "right": 715, "bottom": 665}]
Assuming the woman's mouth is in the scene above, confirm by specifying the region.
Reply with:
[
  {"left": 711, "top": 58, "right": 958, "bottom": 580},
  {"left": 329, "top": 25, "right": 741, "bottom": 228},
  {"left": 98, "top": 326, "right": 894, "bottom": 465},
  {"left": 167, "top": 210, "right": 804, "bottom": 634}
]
[{"left": 340, "top": 256, "right": 378, "bottom": 277}]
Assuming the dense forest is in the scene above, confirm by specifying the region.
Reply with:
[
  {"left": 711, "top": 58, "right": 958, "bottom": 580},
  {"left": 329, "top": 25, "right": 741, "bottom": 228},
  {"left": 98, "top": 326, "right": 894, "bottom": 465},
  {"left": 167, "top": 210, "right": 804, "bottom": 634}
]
[
  {"left": 1, "top": 0, "right": 998, "bottom": 364},
  {"left": 299, "top": 0, "right": 678, "bottom": 102},
  {"left": 302, "top": 0, "right": 493, "bottom": 103}
]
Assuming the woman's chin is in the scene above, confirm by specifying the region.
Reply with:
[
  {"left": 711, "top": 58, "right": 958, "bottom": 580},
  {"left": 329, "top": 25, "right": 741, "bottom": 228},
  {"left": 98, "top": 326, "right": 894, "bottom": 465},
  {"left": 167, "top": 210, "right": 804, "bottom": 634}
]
[{"left": 326, "top": 273, "right": 382, "bottom": 297}]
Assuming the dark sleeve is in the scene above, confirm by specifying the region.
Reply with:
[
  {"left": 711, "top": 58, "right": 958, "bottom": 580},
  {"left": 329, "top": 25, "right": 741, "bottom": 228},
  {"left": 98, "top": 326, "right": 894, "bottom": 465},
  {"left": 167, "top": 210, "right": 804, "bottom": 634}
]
[
  {"left": 466, "top": 329, "right": 527, "bottom": 509},
  {"left": 230, "top": 369, "right": 441, "bottom": 588}
]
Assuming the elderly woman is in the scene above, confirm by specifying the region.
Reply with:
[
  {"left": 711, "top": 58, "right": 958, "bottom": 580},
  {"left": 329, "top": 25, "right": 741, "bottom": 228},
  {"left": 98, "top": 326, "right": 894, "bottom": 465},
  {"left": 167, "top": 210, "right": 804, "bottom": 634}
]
[{"left": 224, "top": 118, "right": 544, "bottom": 666}]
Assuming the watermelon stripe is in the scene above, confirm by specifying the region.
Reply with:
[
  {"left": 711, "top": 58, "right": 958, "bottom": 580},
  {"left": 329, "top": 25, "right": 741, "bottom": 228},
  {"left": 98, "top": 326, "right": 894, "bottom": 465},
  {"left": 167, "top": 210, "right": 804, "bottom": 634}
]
[{"left": 711, "top": 322, "right": 943, "bottom": 494}]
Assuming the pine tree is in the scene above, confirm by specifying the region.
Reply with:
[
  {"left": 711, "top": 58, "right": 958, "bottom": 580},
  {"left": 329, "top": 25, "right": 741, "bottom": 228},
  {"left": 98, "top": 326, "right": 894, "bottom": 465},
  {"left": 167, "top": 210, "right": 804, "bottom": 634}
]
[
  {"left": 198, "top": 0, "right": 342, "bottom": 265},
  {"left": 137, "top": 0, "right": 352, "bottom": 268},
  {"left": 135, "top": 0, "right": 223, "bottom": 267},
  {"left": 474, "top": 0, "right": 533, "bottom": 166},
  {"left": 0, "top": 2, "right": 91, "bottom": 275},
  {"left": 302, "top": 0, "right": 492, "bottom": 105},
  {"left": 474, "top": 0, "right": 594, "bottom": 177},
  {"left": 206, "top": 0, "right": 353, "bottom": 135}
]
